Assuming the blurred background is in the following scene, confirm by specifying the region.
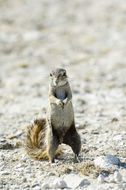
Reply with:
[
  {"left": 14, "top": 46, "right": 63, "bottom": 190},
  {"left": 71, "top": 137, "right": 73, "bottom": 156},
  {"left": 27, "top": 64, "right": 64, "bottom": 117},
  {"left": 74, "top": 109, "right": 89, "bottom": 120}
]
[
  {"left": 0, "top": 0, "right": 126, "bottom": 67},
  {"left": 0, "top": 2, "right": 126, "bottom": 188},
  {"left": 0, "top": 0, "right": 126, "bottom": 134}
]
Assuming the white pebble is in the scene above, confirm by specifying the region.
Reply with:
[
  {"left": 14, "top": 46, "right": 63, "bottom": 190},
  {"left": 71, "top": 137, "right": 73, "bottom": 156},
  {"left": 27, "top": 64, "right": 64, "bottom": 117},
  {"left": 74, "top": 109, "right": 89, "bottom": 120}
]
[
  {"left": 97, "top": 175, "right": 104, "bottom": 184},
  {"left": 41, "top": 182, "right": 49, "bottom": 189},
  {"left": 51, "top": 178, "right": 67, "bottom": 189},
  {"left": 64, "top": 174, "right": 90, "bottom": 188},
  {"left": 114, "top": 171, "right": 122, "bottom": 182},
  {"left": 94, "top": 155, "right": 121, "bottom": 170}
]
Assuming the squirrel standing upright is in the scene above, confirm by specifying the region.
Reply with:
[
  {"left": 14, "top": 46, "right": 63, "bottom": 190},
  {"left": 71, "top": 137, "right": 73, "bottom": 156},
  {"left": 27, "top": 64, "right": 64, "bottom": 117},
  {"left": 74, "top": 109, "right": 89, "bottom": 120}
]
[{"left": 25, "top": 68, "right": 81, "bottom": 163}]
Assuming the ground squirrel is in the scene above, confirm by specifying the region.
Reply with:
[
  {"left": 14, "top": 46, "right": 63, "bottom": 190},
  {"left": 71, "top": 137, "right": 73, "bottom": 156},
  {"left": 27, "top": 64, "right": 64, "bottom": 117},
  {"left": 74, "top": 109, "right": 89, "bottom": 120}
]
[{"left": 25, "top": 68, "right": 81, "bottom": 163}]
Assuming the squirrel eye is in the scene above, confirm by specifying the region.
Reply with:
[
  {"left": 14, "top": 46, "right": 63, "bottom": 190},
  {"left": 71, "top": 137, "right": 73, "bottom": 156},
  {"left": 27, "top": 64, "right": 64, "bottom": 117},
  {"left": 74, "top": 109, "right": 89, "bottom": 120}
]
[
  {"left": 50, "top": 73, "right": 52, "bottom": 77},
  {"left": 63, "top": 72, "right": 66, "bottom": 76}
]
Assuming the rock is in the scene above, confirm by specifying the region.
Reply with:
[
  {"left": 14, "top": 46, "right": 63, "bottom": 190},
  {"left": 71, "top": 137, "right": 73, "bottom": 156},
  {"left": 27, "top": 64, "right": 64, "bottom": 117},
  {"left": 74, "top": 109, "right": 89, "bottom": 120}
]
[
  {"left": 0, "top": 184, "right": 3, "bottom": 189},
  {"left": 64, "top": 174, "right": 90, "bottom": 189},
  {"left": 97, "top": 174, "right": 105, "bottom": 183},
  {"left": 21, "top": 155, "right": 27, "bottom": 162},
  {"left": 0, "top": 162, "right": 4, "bottom": 169},
  {"left": 94, "top": 155, "right": 121, "bottom": 170},
  {"left": 51, "top": 178, "right": 67, "bottom": 189},
  {"left": 113, "top": 134, "right": 126, "bottom": 142},
  {"left": 32, "top": 182, "right": 41, "bottom": 189},
  {"left": 0, "top": 0, "right": 126, "bottom": 189},
  {"left": 0, "top": 33, "right": 18, "bottom": 43},
  {"left": 22, "top": 178, "right": 27, "bottom": 183},
  {"left": 47, "top": 172, "right": 56, "bottom": 176},
  {"left": 0, "top": 142, "right": 13, "bottom": 149},
  {"left": 106, "top": 155, "right": 121, "bottom": 165},
  {"left": 107, "top": 175, "right": 115, "bottom": 183},
  {"left": 111, "top": 117, "right": 119, "bottom": 122},
  {"left": 0, "top": 171, "right": 10, "bottom": 175},
  {"left": 113, "top": 135, "right": 122, "bottom": 141},
  {"left": 32, "top": 185, "right": 41, "bottom": 190},
  {"left": 118, "top": 183, "right": 126, "bottom": 189},
  {"left": 23, "top": 31, "right": 42, "bottom": 41},
  {"left": 13, "top": 140, "right": 22, "bottom": 148},
  {"left": 114, "top": 171, "right": 122, "bottom": 182},
  {"left": 107, "top": 171, "right": 122, "bottom": 183},
  {"left": 41, "top": 182, "right": 49, "bottom": 189}
]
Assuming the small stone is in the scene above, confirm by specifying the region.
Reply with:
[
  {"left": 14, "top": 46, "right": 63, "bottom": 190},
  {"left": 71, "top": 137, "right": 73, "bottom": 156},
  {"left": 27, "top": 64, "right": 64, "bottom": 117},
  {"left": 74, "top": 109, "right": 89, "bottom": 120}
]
[
  {"left": 113, "top": 135, "right": 123, "bottom": 141},
  {"left": 0, "top": 142, "right": 13, "bottom": 150},
  {"left": 47, "top": 172, "right": 56, "bottom": 176},
  {"left": 0, "top": 161, "right": 4, "bottom": 167},
  {"left": 111, "top": 117, "right": 119, "bottom": 122},
  {"left": 23, "top": 31, "right": 42, "bottom": 41},
  {"left": 21, "top": 154, "right": 27, "bottom": 162},
  {"left": 64, "top": 174, "right": 90, "bottom": 189},
  {"left": 16, "top": 62, "right": 29, "bottom": 68},
  {"left": 97, "top": 174, "right": 104, "bottom": 183},
  {"left": 118, "top": 183, "right": 126, "bottom": 189},
  {"left": 13, "top": 141, "right": 22, "bottom": 148},
  {"left": 122, "top": 164, "right": 126, "bottom": 168},
  {"left": 0, "top": 171, "right": 10, "bottom": 175},
  {"left": 0, "top": 184, "right": 3, "bottom": 189},
  {"left": 94, "top": 155, "right": 121, "bottom": 170},
  {"left": 106, "top": 154, "right": 121, "bottom": 165},
  {"left": 108, "top": 175, "right": 115, "bottom": 183},
  {"left": 51, "top": 178, "right": 67, "bottom": 189},
  {"left": 32, "top": 185, "right": 41, "bottom": 190},
  {"left": 22, "top": 178, "right": 27, "bottom": 183},
  {"left": 114, "top": 171, "right": 122, "bottom": 182},
  {"left": 41, "top": 182, "right": 49, "bottom": 189},
  {"left": 78, "top": 179, "right": 90, "bottom": 188},
  {"left": 108, "top": 171, "right": 122, "bottom": 183}
]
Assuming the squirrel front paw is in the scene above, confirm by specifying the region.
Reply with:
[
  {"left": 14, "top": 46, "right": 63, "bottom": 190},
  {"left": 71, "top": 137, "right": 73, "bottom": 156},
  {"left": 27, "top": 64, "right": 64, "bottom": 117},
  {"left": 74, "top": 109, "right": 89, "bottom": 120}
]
[
  {"left": 56, "top": 100, "right": 63, "bottom": 107},
  {"left": 63, "top": 98, "right": 68, "bottom": 105}
]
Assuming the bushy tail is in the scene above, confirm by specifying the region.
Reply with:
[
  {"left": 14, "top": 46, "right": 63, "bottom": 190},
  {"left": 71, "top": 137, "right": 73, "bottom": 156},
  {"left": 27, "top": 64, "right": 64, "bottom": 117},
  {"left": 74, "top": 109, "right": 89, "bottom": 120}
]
[
  {"left": 24, "top": 118, "right": 62, "bottom": 160},
  {"left": 24, "top": 118, "right": 48, "bottom": 160}
]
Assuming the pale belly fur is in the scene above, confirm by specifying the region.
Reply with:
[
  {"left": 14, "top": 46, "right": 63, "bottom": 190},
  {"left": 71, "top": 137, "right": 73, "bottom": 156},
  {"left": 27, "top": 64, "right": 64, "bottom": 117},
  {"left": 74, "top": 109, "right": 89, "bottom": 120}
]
[
  {"left": 55, "top": 87, "right": 66, "bottom": 100},
  {"left": 48, "top": 101, "right": 74, "bottom": 132}
]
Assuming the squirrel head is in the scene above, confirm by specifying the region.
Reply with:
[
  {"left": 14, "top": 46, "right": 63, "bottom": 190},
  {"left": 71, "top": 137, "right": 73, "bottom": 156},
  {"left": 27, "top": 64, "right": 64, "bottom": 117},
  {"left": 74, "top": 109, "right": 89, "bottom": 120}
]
[{"left": 50, "top": 68, "right": 68, "bottom": 87}]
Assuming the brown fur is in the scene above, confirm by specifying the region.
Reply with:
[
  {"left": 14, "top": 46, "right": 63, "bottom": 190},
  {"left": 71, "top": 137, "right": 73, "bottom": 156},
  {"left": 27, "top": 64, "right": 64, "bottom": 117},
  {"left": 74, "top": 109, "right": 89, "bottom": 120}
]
[
  {"left": 25, "top": 68, "right": 81, "bottom": 162},
  {"left": 24, "top": 118, "right": 61, "bottom": 160}
]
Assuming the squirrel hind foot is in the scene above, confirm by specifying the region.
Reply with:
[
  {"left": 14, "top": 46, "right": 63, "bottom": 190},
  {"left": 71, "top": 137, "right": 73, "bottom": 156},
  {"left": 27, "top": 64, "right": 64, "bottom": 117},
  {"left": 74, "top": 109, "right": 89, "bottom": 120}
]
[{"left": 73, "top": 154, "right": 80, "bottom": 163}]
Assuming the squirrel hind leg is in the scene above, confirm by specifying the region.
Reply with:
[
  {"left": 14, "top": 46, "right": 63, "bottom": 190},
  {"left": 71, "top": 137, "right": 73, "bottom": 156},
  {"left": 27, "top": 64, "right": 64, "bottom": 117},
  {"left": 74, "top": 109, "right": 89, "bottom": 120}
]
[
  {"left": 47, "top": 128, "right": 59, "bottom": 163},
  {"left": 63, "top": 122, "right": 81, "bottom": 161}
]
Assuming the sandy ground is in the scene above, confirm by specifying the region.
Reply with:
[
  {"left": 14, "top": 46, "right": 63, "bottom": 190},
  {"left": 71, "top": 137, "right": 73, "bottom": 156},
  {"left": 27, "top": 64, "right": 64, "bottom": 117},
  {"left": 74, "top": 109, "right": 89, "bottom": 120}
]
[{"left": 0, "top": 0, "right": 126, "bottom": 189}]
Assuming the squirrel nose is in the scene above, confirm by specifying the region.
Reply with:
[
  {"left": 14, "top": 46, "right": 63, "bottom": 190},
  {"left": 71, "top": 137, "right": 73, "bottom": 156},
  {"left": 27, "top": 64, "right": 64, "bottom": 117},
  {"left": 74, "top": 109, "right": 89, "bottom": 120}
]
[
  {"left": 54, "top": 79, "right": 58, "bottom": 86},
  {"left": 56, "top": 79, "right": 59, "bottom": 84}
]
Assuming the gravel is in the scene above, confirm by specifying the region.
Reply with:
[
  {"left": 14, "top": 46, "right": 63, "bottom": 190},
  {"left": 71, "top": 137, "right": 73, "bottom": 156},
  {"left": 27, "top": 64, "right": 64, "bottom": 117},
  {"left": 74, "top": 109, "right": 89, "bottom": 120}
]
[{"left": 0, "top": 0, "right": 126, "bottom": 189}]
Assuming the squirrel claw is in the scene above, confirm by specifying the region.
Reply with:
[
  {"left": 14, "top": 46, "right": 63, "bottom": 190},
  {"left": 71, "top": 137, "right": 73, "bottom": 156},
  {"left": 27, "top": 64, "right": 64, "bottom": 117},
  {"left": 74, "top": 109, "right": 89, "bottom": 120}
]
[
  {"left": 73, "top": 154, "right": 80, "bottom": 163},
  {"left": 49, "top": 158, "right": 55, "bottom": 163}
]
